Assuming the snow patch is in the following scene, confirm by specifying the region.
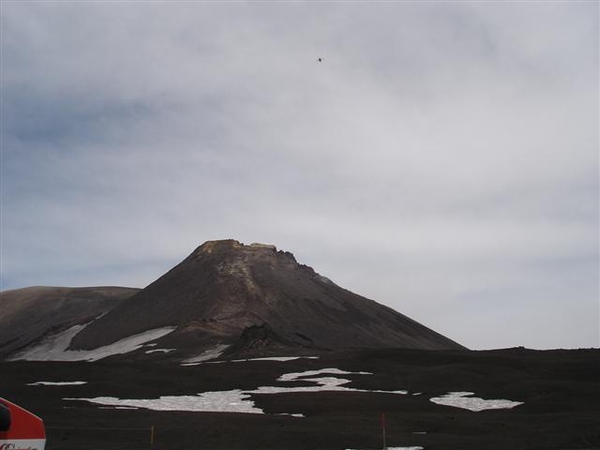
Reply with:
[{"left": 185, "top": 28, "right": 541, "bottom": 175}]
[
  {"left": 10, "top": 326, "right": 176, "bottom": 362},
  {"left": 347, "top": 448, "right": 423, "bottom": 450},
  {"left": 231, "top": 356, "right": 320, "bottom": 362},
  {"left": 279, "top": 368, "right": 372, "bottom": 382},
  {"left": 68, "top": 391, "right": 263, "bottom": 414},
  {"left": 8, "top": 323, "right": 87, "bottom": 361},
  {"left": 181, "top": 344, "right": 230, "bottom": 365},
  {"left": 388, "top": 447, "right": 424, "bottom": 450},
  {"left": 28, "top": 381, "right": 87, "bottom": 386},
  {"left": 199, "top": 356, "right": 321, "bottom": 364},
  {"left": 99, "top": 406, "right": 139, "bottom": 410},
  {"left": 68, "top": 367, "right": 409, "bottom": 415},
  {"left": 274, "top": 368, "right": 409, "bottom": 394},
  {"left": 145, "top": 348, "right": 176, "bottom": 354},
  {"left": 429, "top": 391, "right": 523, "bottom": 411}
]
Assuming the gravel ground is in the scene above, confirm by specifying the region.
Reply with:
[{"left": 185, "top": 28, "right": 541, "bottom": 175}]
[{"left": 2, "top": 347, "right": 599, "bottom": 450}]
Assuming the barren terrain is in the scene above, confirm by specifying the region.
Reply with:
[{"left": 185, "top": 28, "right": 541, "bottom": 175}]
[{"left": 3, "top": 347, "right": 599, "bottom": 449}]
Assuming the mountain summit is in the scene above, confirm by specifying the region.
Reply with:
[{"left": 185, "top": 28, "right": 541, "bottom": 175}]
[{"left": 67, "top": 239, "right": 463, "bottom": 359}]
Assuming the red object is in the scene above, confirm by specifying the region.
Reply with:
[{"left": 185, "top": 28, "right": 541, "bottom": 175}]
[{"left": 0, "top": 398, "right": 46, "bottom": 450}]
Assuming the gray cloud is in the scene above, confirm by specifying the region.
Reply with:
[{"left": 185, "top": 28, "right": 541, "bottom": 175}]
[{"left": 2, "top": 1, "right": 598, "bottom": 349}]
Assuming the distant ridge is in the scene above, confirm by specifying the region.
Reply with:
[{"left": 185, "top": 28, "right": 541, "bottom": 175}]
[{"left": 0, "top": 286, "right": 139, "bottom": 359}]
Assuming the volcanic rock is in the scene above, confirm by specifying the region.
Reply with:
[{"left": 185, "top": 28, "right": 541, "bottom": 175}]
[{"left": 68, "top": 240, "right": 464, "bottom": 358}]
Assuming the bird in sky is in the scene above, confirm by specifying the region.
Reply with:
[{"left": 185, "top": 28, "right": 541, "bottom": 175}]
[{"left": 317, "top": 57, "right": 322, "bottom": 62}]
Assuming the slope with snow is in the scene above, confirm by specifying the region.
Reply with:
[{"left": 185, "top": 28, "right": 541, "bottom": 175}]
[{"left": 9, "top": 324, "right": 175, "bottom": 362}]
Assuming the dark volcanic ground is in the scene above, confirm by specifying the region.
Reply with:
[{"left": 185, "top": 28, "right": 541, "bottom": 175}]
[{"left": 2, "top": 348, "right": 599, "bottom": 450}]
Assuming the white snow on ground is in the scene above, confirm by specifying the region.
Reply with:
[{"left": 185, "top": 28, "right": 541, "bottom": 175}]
[
  {"left": 429, "top": 391, "right": 523, "bottom": 411},
  {"left": 182, "top": 353, "right": 319, "bottom": 366},
  {"left": 230, "top": 356, "right": 320, "bottom": 362},
  {"left": 145, "top": 349, "right": 176, "bottom": 354},
  {"left": 181, "top": 344, "right": 230, "bottom": 365},
  {"left": 271, "top": 369, "right": 408, "bottom": 395},
  {"left": 9, "top": 326, "right": 176, "bottom": 362},
  {"left": 28, "top": 381, "right": 87, "bottom": 386},
  {"left": 387, "top": 447, "right": 424, "bottom": 450},
  {"left": 67, "top": 391, "right": 263, "bottom": 414},
  {"left": 8, "top": 323, "right": 87, "bottom": 361},
  {"left": 279, "top": 368, "right": 372, "bottom": 382},
  {"left": 66, "top": 369, "right": 523, "bottom": 416},
  {"left": 346, "top": 447, "right": 423, "bottom": 450},
  {"left": 99, "top": 406, "right": 139, "bottom": 410},
  {"left": 67, "top": 368, "right": 409, "bottom": 414}
]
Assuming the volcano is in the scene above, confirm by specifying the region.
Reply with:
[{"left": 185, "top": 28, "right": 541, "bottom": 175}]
[{"left": 65, "top": 240, "right": 463, "bottom": 359}]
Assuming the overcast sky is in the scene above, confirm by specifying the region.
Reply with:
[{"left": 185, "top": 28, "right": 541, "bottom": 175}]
[{"left": 1, "top": 1, "right": 598, "bottom": 350}]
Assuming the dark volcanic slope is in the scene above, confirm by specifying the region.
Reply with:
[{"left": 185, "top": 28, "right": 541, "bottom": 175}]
[
  {"left": 0, "top": 286, "right": 139, "bottom": 359},
  {"left": 70, "top": 240, "right": 463, "bottom": 355}
]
